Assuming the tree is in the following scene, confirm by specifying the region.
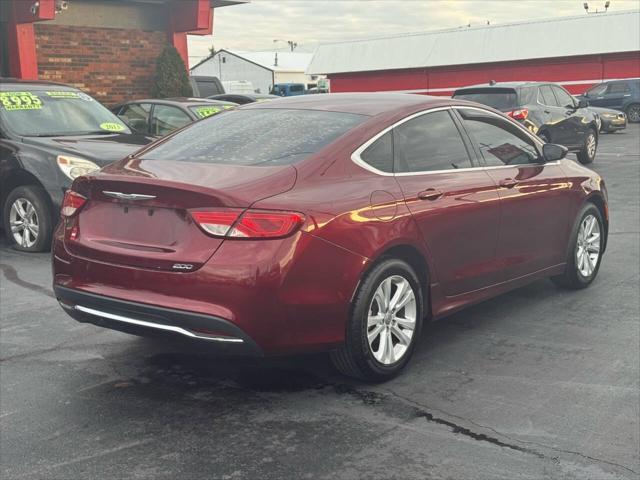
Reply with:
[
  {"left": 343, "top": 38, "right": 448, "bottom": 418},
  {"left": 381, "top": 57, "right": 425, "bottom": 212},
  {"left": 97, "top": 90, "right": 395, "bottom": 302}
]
[
  {"left": 152, "top": 45, "right": 193, "bottom": 98},
  {"left": 208, "top": 44, "right": 216, "bottom": 56}
]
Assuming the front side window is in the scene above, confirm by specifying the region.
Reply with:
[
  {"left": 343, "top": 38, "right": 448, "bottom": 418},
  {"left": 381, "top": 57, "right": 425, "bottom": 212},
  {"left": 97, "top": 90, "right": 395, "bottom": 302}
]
[
  {"left": 393, "top": 110, "right": 472, "bottom": 173},
  {"left": 141, "top": 108, "right": 366, "bottom": 166},
  {"left": 551, "top": 86, "right": 576, "bottom": 108},
  {"left": 360, "top": 131, "right": 393, "bottom": 173},
  {"left": 0, "top": 89, "right": 130, "bottom": 136},
  {"left": 118, "top": 103, "right": 151, "bottom": 133},
  {"left": 459, "top": 109, "right": 540, "bottom": 167},
  {"left": 150, "top": 105, "right": 192, "bottom": 136},
  {"left": 586, "top": 83, "right": 607, "bottom": 96},
  {"left": 538, "top": 86, "right": 558, "bottom": 107}
]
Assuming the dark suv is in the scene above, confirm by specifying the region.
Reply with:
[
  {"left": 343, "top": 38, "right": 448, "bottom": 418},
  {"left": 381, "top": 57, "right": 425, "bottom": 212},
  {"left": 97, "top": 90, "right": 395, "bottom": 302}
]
[
  {"left": 578, "top": 78, "right": 640, "bottom": 123},
  {"left": 452, "top": 82, "right": 599, "bottom": 164},
  {"left": 0, "top": 79, "right": 154, "bottom": 252}
]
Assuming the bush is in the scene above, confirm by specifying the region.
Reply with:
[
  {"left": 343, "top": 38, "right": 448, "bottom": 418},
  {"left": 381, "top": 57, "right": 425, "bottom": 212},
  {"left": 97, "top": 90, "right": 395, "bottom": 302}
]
[{"left": 152, "top": 45, "right": 193, "bottom": 98}]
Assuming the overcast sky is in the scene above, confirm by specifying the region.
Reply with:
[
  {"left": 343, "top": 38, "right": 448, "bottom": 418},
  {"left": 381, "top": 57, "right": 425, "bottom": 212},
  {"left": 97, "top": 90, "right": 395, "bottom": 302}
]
[{"left": 187, "top": 0, "right": 640, "bottom": 67}]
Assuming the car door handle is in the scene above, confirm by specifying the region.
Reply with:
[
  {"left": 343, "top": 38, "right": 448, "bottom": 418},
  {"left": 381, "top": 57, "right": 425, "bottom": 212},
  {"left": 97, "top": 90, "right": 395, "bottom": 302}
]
[
  {"left": 417, "top": 188, "right": 443, "bottom": 201},
  {"left": 544, "top": 110, "right": 551, "bottom": 114},
  {"left": 499, "top": 178, "right": 518, "bottom": 189}
]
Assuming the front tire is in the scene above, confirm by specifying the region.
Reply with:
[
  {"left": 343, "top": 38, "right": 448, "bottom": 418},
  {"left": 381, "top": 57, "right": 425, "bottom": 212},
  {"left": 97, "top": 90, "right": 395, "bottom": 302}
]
[
  {"left": 330, "top": 258, "right": 423, "bottom": 382},
  {"left": 577, "top": 129, "right": 597, "bottom": 164},
  {"left": 2, "top": 185, "right": 53, "bottom": 252},
  {"left": 552, "top": 203, "right": 604, "bottom": 289}
]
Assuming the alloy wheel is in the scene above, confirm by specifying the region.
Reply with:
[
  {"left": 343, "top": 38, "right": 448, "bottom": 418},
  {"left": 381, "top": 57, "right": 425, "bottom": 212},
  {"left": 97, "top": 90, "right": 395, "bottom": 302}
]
[
  {"left": 628, "top": 105, "right": 640, "bottom": 123},
  {"left": 367, "top": 275, "right": 416, "bottom": 365},
  {"left": 9, "top": 198, "right": 39, "bottom": 248},
  {"left": 586, "top": 133, "right": 597, "bottom": 160},
  {"left": 576, "top": 214, "right": 601, "bottom": 278}
]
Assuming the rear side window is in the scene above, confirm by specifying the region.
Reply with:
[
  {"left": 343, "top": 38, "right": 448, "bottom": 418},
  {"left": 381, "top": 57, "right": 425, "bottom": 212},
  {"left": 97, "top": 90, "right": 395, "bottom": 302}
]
[
  {"left": 458, "top": 109, "right": 539, "bottom": 166},
  {"left": 290, "top": 85, "right": 304, "bottom": 93},
  {"left": 394, "top": 110, "right": 472, "bottom": 173},
  {"left": 452, "top": 89, "right": 518, "bottom": 110},
  {"left": 360, "top": 131, "right": 393, "bottom": 173},
  {"left": 538, "top": 86, "right": 558, "bottom": 106},
  {"left": 141, "top": 109, "right": 366, "bottom": 166},
  {"left": 607, "top": 82, "right": 631, "bottom": 94}
]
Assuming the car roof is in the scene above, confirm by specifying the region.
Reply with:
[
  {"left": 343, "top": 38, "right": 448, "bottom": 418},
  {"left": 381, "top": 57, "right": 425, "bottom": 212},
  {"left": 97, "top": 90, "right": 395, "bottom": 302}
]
[
  {"left": 119, "top": 98, "right": 237, "bottom": 107},
  {"left": 241, "top": 92, "right": 458, "bottom": 116},
  {"left": 455, "top": 81, "right": 546, "bottom": 91}
]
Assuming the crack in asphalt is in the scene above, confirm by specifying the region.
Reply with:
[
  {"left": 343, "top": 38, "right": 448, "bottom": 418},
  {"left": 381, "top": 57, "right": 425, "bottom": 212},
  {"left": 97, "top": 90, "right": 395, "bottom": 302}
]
[
  {"left": 376, "top": 387, "right": 638, "bottom": 476},
  {"left": 334, "top": 384, "right": 547, "bottom": 459},
  {"left": 0, "top": 263, "right": 54, "bottom": 298}
]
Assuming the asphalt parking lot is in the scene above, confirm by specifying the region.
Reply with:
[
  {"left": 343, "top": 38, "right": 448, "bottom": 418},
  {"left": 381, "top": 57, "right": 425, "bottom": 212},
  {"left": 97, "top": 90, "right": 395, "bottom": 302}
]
[{"left": 1, "top": 125, "right": 639, "bottom": 480}]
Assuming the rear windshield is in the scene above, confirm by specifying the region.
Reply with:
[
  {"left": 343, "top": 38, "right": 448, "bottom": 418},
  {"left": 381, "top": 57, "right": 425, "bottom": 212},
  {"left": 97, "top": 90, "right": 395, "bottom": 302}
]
[
  {"left": 140, "top": 108, "right": 367, "bottom": 166},
  {"left": 453, "top": 89, "right": 518, "bottom": 111},
  {"left": 0, "top": 88, "right": 130, "bottom": 136}
]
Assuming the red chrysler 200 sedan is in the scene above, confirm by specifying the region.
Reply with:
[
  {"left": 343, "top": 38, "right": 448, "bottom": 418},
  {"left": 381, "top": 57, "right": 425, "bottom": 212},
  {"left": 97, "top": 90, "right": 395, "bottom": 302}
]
[{"left": 52, "top": 94, "right": 608, "bottom": 381}]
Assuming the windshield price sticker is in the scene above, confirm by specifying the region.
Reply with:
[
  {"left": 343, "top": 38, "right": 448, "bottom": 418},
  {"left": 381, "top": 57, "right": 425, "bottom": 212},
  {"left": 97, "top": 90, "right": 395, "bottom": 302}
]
[
  {"left": 99, "top": 122, "right": 126, "bottom": 132},
  {"left": 0, "top": 92, "right": 43, "bottom": 111},
  {"left": 46, "top": 91, "right": 81, "bottom": 99},
  {"left": 195, "top": 106, "right": 223, "bottom": 118}
]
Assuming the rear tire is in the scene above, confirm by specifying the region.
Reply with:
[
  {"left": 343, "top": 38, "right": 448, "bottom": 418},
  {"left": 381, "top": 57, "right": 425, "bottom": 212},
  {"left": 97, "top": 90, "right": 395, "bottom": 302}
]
[
  {"left": 330, "top": 258, "right": 423, "bottom": 382},
  {"left": 2, "top": 185, "right": 53, "bottom": 252},
  {"left": 626, "top": 103, "right": 640, "bottom": 123},
  {"left": 577, "top": 128, "right": 597, "bottom": 164},
  {"left": 551, "top": 203, "right": 603, "bottom": 289}
]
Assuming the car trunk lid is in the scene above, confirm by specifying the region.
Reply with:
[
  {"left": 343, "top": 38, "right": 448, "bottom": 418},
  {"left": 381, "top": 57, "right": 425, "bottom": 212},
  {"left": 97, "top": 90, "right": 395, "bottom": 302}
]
[{"left": 65, "top": 159, "right": 297, "bottom": 271}]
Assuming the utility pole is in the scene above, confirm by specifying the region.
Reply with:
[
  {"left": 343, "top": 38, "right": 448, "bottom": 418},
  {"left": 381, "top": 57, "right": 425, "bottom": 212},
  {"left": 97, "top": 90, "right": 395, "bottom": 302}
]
[{"left": 273, "top": 39, "right": 298, "bottom": 52}]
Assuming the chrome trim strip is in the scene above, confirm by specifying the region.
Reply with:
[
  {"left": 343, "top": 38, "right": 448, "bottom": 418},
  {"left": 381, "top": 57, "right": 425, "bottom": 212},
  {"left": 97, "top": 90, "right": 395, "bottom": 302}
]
[
  {"left": 102, "top": 191, "right": 156, "bottom": 201},
  {"left": 73, "top": 305, "right": 244, "bottom": 343},
  {"left": 351, "top": 105, "right": 548, "bottom": 177}
]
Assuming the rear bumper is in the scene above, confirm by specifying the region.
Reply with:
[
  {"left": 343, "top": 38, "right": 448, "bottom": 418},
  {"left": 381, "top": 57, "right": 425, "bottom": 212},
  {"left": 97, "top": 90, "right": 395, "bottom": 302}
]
[
  {"left": 53, "top": 223, "right": 369, "bottom": 354},
  {"left": 55, "top": 285, "right": 262, "bottom": 355}
]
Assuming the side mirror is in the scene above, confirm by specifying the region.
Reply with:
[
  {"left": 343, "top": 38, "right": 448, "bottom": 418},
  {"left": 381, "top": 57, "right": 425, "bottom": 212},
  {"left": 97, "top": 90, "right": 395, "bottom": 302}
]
[
  {"left": 577, "top": 98, "right": 588, "bottom": 108},
  {"left": 542, "top": 143, "right": 568, "bottom": 162}
]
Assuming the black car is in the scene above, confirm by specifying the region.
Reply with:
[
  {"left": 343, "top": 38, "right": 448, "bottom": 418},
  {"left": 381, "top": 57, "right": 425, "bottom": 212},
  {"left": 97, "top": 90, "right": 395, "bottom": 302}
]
[
  {"left": 452, "top": 81, "right": 599, "bottom": 164},
  {"left": 206, "top": 93, "right": 279, "bottom": 105},
  {"left": 578, "top": 78, "right": 640, "bottom": 123},
  {"left": 589, "top": 106, "right": 627, "bottom": 133},
  {"left": 0, "top": 79, "right": 154, "bottom": 252},
  {"left": 112, "top": 98, "right": 237, "bottom": 136}
]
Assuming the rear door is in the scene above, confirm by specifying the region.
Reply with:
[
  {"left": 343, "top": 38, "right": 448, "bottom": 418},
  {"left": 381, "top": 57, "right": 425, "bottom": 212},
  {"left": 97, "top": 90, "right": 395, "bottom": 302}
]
[
  {"left": 537, "top": 85, "right": 569, "bottom": 144},
  {"left": 392, "top": 108, "right": 502, "bottom": 296},
  {"left": 456, "top": 107, "right": 571, "bottom": 281},
  {"left": 599, "top": 81, "right": 633, "bottom": 110}
]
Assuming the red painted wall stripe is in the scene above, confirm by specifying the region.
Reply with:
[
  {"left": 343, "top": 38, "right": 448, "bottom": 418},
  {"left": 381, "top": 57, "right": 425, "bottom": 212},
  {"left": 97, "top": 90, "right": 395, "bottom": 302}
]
[{"left": 329, "top": 52, "right": 640, "bottom": 96}]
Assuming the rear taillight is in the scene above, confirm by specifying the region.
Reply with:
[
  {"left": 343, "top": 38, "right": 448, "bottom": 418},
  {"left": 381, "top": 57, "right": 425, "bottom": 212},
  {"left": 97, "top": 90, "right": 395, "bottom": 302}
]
[
  {"left": 61, "top": 190, "right": 87, "bottom": 217},
  {"left": 191, "top": 208, "right": 304, "bottom": 239},
  {"left": 507, "top": 108, "right": 529, "bottom": 120}
]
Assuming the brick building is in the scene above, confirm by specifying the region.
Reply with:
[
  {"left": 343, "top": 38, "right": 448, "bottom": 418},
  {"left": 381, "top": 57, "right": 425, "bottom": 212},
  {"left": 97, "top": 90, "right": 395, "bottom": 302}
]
[{"left": 0, "top": 0, "right": 244, "bottom": 105}]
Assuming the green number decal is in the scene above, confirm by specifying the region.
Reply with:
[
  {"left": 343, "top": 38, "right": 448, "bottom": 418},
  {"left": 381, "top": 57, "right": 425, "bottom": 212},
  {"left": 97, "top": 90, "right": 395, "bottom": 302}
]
[
  {"left": 0, "top": 92, "right": 43, "bottom": 111},
  {"left": 99, "top": 122, "right": 126, "bottom": 132}
]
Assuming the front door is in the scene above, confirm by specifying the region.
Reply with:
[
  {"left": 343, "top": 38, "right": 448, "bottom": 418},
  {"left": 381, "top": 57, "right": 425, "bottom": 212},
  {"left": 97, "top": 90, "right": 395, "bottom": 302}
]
[
  {"left": 456, "top": 107, "right": 571, "bottom": 281},
  {"left": 392, "top": 109, "right": 502, "bottom": 297}
]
